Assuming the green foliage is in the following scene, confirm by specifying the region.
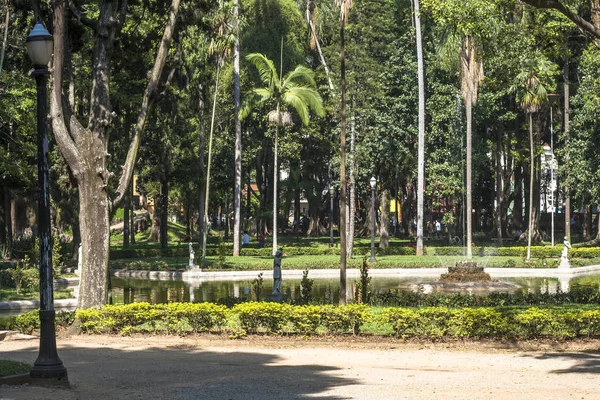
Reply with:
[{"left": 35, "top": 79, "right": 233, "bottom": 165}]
[
  {"left": 300, "top": 269, "right": 314, "bottom": 305},
  {"left": 12, "top": 310, "right": 40, "bottom": 335},
  {"left": 5, "top": 259, "right": 38, "bottom": 294},
  {"left": 233, "top": 301, "right": 291, "bottom": 333},
  {"left": 251, "top": 273, "right": 264, "bottom": 301},
  {"left": 217, "top": 235, "right": 228, "bottom": 268},
  {"left": 287, "top": 305, "right": 322, "bottom": 335},
  {"left": 354, "top": 258, "right": 371, "bottom": 304}
]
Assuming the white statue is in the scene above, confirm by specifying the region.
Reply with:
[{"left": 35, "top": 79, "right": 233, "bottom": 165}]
[
  {"left": 559, "top": 236, "right": 572, "bottom": 269},
  {"left": 188, "top": 242, "right": 195, "bottom": 268},
  {"left": 561, "top": 236, "right": 571, "bottom": 259},
  {"left": 272, "top": 249, "right": 283, "bottom": 294}
]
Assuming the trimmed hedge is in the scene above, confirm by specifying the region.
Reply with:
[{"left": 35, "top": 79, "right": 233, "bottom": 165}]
[
  {"left": 110, "top": 245, "right": 416, "bottom": 260},
  {"left": 434, "top": 246, "right": 600, "bottom": 259},
  {"left": 380, "top": 306, "right": 600, "bottom": 340},
  {"left": 4, "top": 302, "right": 587, "bottom": 340}
]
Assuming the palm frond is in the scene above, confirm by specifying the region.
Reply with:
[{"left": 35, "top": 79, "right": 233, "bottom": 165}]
[
  {"left": 285, "top": 86, "right": 325, "bottom": 117},
  {"left": 283, "top": 66, "right": 316, "bottom": 88},
  {"left": 246, "top": 53, "right": 278, "bottom": 90},
  {"left": 282, "top": 92, "right": 310, "bottom": 125}
]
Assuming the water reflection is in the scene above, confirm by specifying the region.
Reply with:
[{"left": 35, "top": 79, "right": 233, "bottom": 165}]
[{"left": 110, "top": 273, "right": 600, "bottom": 306}]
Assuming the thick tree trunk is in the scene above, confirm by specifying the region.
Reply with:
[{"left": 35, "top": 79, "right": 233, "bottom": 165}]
[
  {"left": 380, "top": 189, "right": 389, "bottom": 248},
  {"left": 77, "top": 170, "right": 110, "bottom": 309},
  {"left": 414, "top": 0, "right": 425, "bottom": 256},
  {"left": 583, "top": 205, "right": 592, "bottom": 240},
  {"left": 402, "top": 181, "right": 416, "bottom": 236}
]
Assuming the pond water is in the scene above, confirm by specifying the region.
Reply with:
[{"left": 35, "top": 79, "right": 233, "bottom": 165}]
[{"left": 109, "top": 273, "right": 600, "bottom": 306}]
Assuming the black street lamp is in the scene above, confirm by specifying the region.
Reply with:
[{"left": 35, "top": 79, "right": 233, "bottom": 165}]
[
  {"left": 329, "top": 185, "right": 334, "bottom": 248},
  {"left": 369, "top": 177, "right": 377, "bottom": 263},
  {"left": 26, "top": 18, "right": 69, "bottom": 386}
]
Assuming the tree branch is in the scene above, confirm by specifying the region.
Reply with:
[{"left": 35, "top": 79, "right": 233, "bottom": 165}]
[
  {"left": 520, "top": 0, "right": 600, "bottom": 39},
  {"left": 112, "top": 0, "right": 182, "bottom": 208},
  {"left": 69, "top": 1, "right": 98, "bottom": 30},
  {"left": 51, "top": 0, "right": 82, "bottom": 173}
]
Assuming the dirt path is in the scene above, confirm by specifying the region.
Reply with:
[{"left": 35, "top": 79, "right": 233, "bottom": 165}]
[{"left": 1, "top": 334, "right": 599, "bottom": 399}]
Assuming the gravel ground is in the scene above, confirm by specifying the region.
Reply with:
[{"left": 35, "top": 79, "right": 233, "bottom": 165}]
[{"left": 1, "top": 334, "right": 599, "bottom": 399}]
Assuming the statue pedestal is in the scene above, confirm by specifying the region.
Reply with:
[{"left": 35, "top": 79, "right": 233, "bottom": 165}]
[
  {"left": 186, "top": 264, "right": 201, "bottom": 272},
  {"left": 266, "top": 293, "right": 289, "bottom": 302},
  {"left": 559, "top": 258, "right": 571, "bottom": 270}
]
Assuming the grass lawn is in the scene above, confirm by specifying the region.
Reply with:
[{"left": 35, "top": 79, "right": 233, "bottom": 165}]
[
  {"left": 0, "top": 360, "right": 31, "bottom": 377},
  {"left": 0, "top": 288, "right": 75, "bottom": 302}
]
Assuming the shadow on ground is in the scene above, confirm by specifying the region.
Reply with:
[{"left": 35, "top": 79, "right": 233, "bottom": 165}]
[
  {"left": 2, "top": 342, "right": 356, "bottom": 400},
  {"left": 524, "top": 351, "right": 600, "bottom": 374}
]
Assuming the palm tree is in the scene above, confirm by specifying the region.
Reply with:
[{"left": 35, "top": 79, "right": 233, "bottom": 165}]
[
  {"left": 510, "top": 54, "right": 556, "bottom": 261},
  {"left": 244, "top": 50, "right": 325, "bottom": 255},
  {"left": 202, "top": 0, "right": 236, "bottom": 263},
  {"left": 334, "top": 0, "right": 353, "bottom": 305}
]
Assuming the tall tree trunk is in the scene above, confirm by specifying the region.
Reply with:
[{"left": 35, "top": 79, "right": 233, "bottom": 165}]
[
  {"left": 527, "top": 113, "right": 534, "bottom": 260},
  {"left": 77, "top": 169, "right": 111, "bottom": 308},
  {"left": 414, "top": 0, "right": 425, "bottom": 256},
  {"left": 273, "top": 104, "right": 280, "bottom": 255},
  {"left": 198, "top": 85, "right": 206, "bottom": 249},
  {"left": 347, "top": 110, "right": 356, "bottom": 258},
  {"left": 583, "top": 205, "right": 592, "bottom": 240},
  {"left": 306, "top": 0, "right": 335, "bottom": 92},
  {"left": 232, "top": 0, "right": 242, "bottom": 257},
  {"left": 563, "top": 58, "right": 571, "bottom": 242},
  {"left": 465, "top": 85, "right": 473, "bottom": 257},
  {"left": 495, "top": 128, "right": 502, "bottom": 246},
  {"left": 3, "top": 187, "right": 11, "bottom": 245},
  {"left": 339, "top": 13, "right": 348, "bottom": 305},
  {"left": 129, "top": 181, "right": 135, "bottom": 245},
  {"left": 0, "top": 2, "right": 9, "bottom": 78},
  {"left": 159, "top": 178, "right": 168, "bottom": 249},
  {"left": 123, "top": 188, "right": 130, "bottom": 248},
  {"left": 202, "top": 66, "right": 220, "bottom": 262},
  {"left": 380, "top": 189, "right": 389, "bottom": 248}
]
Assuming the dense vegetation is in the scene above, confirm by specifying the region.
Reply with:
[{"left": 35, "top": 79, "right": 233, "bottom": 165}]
[{"left": 2, "top": 1, "right": 600, "bottom": 307}]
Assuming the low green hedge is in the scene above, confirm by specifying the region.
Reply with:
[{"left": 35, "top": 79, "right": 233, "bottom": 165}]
[
  {"left": 11, "top": 302, "right": 600, "bottom": 340},
  {"left": 111, "top": 245, "right": 416, "bottom": 260},
  {"left": 434, "top": 246, "right": 600, "bottom": 259}
]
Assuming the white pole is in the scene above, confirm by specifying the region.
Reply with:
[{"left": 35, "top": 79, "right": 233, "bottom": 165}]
[{"left": 550, "top": 105, "right": 554, "bottom": 247}]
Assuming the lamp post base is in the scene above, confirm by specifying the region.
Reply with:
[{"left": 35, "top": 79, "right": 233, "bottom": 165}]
[{"left": 30, "top": 310, "right": 69, "bottom": 387}]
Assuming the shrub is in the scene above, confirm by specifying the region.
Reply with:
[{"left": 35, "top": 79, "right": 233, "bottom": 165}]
[
  {"left": 513, "top": 307, "right": 555, "bottom": 339},
  {"left": 300, "top": 269, "right": 314, "bottom": 305},
  {"left": 381, "top": 308, "right": 420, "bottom": 338},
  {"left": 233, "top": 302, "right": 291, "bottom": 334},
  {"left": 164, "top": 302, "right": 228, "bottom": 333},
  {"left": 13, "top": 310, "right": 40, "bottom": 334},
  {"left": 354, "top": 258, "right": 371, "bottom": 304},
  {"left": 447, "top": 308, "right": 508, "bottom": 338},
  {"left": 321, "top": 304, "right": 370, "bottom": 335},
  {"left": 288, "top": 305, "right": 323, "bottom": 335}
]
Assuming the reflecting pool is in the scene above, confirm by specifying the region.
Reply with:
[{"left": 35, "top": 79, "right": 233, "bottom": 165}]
[{"left": 110, "top": 273, "right": 600, "bottom": 305}]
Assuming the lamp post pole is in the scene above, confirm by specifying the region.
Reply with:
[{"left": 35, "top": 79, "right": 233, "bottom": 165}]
[
  {"left": 329, "top": 186, "right": 334, "bottom": 248},
  {"left": 369, "top": 177, "right": 376, "bottom": 263},
  {"left": 27, "top": 19, "right": 68, "bottom": 385}
]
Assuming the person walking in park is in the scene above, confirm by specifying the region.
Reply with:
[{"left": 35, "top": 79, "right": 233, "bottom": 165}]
[
  {"left": 243, "top": 231, "right": 249, "bottom": 248},
  {"left": 435, "top": 219, "right": 441, "bottom": 239}
]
